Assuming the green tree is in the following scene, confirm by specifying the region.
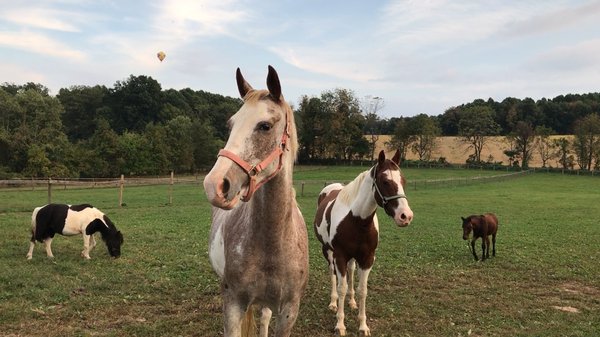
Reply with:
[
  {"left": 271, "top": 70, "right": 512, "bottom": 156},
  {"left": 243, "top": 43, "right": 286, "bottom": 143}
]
[
  {"left": 534, "top": 126, "right": 555, "bottom": 168},
  {"left": 507, "top": 121, "right": 535, "bottom": 169},
  {"left": 387, "top": 118, "right": 415, "bottom": 161},
  {"left": 458, "top": 106, "right": 500, "bottom": 163},
  {"left": 57, "top": 85, "right": 109, "bottom": 141},
  {"left": 118, "top": 131, "right": 154, "bottom": 175},
  {"left": 84, "top": 118, "right": 120, "bottom": 177},
  {"left": 296, "top": 95, "right": 326, "bottom": 161},
  {"left": 165, "top": 116, "right": 195, "bottom": 172},
  {"left": 107, "top": 75, "right": 164, "bottom": 133},
  {"left": 552, "top": 137, "right": 573, "bottom": 170},
  {"left": 572, "top": 113, "right": 600, "bottom": 170},
  {"left": 410, "top": 114, "right": 440, "bottom": 161}
]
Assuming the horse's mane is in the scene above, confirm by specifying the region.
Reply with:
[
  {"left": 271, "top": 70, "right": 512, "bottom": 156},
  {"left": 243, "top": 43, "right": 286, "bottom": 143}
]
[
  {"left": 338, "top": 170, "right": 371, "bottom": 205},
  {"left": 244, "top": 89, "right": 298, "bottom": 161}
]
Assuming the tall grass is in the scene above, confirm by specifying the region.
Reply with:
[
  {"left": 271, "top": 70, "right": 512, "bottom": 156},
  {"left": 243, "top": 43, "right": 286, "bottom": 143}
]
[{"left": 0, "top": 170, "right": 598, "bottom": 336}]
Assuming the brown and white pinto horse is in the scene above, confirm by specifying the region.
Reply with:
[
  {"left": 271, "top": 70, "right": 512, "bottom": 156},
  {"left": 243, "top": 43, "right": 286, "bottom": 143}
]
[
  {"left": 203, "top": 66, "right": 308, "bottom": 337},
  {"left": 314, "top": 150, "right": 413, "bottom": 336},
  {"left": 462, "top": 213, "right": 498, "bottom": 261}
]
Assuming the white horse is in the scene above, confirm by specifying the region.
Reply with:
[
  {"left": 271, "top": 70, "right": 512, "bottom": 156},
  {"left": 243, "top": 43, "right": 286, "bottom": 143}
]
[
  {"left": 314, "top": 150, "right": 413, "bottom": 336},
  {"left": 203, "top": 66, "right": 308, "bottom": 337}
]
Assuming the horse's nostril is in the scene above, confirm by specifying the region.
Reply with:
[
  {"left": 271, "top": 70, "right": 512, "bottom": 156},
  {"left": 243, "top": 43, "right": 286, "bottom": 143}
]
[
  {"left": 221, "top": 178, "right": 230, "bottom": 197},
  {"left": 400, "top": 213, "right": 407, "bottom": 220}
]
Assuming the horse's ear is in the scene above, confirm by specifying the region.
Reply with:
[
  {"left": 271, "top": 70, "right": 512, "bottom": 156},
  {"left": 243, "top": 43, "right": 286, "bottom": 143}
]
[
  {"left": 378, "top": 150, "right": 385, "bottom": 165},
  {"left": 236, "top": 67, "right": 253, "bottom": 99},
  {"left": 461, "top": 217, "right": 466, "bottom": 221},
  {"left": 266, "top": 65, "right": 282, "bottom": 102},
  {"left": 392, "top": 149, "right": 401, "bottom": 165}
]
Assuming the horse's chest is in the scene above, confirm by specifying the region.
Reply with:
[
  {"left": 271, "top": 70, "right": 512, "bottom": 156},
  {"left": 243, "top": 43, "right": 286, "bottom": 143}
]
[{"left": 331, "top": 211, "right": 378, "bottom": 258}]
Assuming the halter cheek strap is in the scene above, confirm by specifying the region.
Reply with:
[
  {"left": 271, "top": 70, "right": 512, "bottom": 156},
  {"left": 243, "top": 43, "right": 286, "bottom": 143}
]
[
  {"left": 371, "top": 164, "right": 407, "bottom": 206},
  {"left": 217, "top": 108, "right": 290, "bottom": 202}
]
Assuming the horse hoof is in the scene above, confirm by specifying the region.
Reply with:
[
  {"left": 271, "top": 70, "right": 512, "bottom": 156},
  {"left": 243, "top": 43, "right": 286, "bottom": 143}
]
[
  {"left": 328, "top": 303, "right": 338, "bottom": 312},
  {"left": 360, "top": 328, "right": 371, "bottom": 336},
  {"left": 335, "top": 327, "right": 346, "bottom": 336},
  {"left": 349, "top": 300, "right": 358, "bottom": 310}
]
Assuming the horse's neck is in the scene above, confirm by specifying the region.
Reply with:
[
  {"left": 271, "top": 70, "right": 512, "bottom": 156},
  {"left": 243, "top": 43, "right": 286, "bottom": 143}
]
[
  {"left": 345, "top": 171, "right": 378, "bottom": 219},
  {"left": 248, "top": 163, "right": 296, "bottom": 238}
]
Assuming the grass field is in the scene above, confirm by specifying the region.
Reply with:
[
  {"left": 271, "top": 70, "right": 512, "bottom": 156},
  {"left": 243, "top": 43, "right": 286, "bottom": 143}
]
[{"left": 1, "top": 167, "right": 599, "bottom": 337}]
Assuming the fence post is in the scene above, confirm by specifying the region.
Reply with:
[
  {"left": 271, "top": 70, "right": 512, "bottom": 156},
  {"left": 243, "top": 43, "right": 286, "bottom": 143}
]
[
  {"left": 169, "top": 171, "right": 174, "bottom": 205},
  {"left": 119, "top": 174, "right": 124, "bottom": 207},
  {"left": 47, "top": 178, "right": 52, "bottom": 204}
]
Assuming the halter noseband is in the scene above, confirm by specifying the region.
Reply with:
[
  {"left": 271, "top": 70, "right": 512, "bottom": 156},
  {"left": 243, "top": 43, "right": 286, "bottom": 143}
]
[
  {"left": 371, "top": 163, "right": 407, "bottom": 206},
  {"left": 217, "top": 107, "right": 291, "bottom": 202}
]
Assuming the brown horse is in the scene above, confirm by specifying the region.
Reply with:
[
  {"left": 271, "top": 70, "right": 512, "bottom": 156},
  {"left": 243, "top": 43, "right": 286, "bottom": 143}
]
[
  {"left": 461, "top": 213, "right": 498, "bottom": 261},
  {"left": 203, "top": 66, "right": 308, "bottom": 337},
  {"left": 314, "top": 150, "right": 413, "bottom": 336}
]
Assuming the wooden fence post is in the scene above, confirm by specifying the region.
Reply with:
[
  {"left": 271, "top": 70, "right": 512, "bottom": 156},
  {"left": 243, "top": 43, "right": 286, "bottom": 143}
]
[
  {"left": 47, "top": 178, "right": 52, "bottom": 204},
  {"left": 169, "top": 171, "right": 174, "bottom": 205},
  {"left": 119, "top": 174, "right": 124, "bottom": 207}
]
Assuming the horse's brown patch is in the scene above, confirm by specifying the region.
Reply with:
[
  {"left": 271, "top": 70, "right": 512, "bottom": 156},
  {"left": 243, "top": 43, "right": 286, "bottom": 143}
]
[{"left": 331, "top": 210, "right": 378, "bottom": 277}]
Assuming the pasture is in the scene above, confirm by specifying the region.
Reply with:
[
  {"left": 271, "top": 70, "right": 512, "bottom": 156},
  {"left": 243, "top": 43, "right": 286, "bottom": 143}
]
[{"left": 1, "top": 168, "right": 599, "bottom": 336}]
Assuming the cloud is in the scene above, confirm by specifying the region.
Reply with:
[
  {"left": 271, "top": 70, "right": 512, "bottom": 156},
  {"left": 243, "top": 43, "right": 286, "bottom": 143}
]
[
  {"left": 152, "top": 0, "right": 249, "bottom": 40},
  {"left": 502, "top": 1, "right": 600, "bottom": 37},
  {"left": 0, "top": 6, "right": 89, "bottom": 32},
  {"left": 0, "top": 31, "right": 85, "bottom": 61}
]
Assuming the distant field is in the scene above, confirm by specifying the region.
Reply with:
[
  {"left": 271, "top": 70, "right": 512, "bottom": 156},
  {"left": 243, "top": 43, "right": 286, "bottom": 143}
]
[
  {"left": 0, "top": 168, "right": 598, "bottom": 336},
  {"left": 374, "top": 135, "right": 575, "bottom": 167}
]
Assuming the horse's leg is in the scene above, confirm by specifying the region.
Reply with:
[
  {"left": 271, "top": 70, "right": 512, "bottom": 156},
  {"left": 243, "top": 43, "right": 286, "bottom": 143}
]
[
  {"left": 81, "top": 234, "right": 92, "bottom": 259},
  {"left": 259, "top": 307, "right": 272, "bottom": 337},
  {"left": 327, "top": 250, "right": 338, "bottom": 311},
  {"left": 485, "top": 236, "right": 491, "bottom": 259},
  {"left": 357, "top": 266, "right": 372, "bottom": 336},
  {"left": 26, "top": 238, "right": 35, "bottom": 260},
  {"left": 480, "top": 238, "right": 487, "bottom": 261},
  {"left": 223, "top": 299, "right": 245, "bottom": 337},
  {"left": 335, "top": 267, "right": 348, "bottom": 336},
  {"left": 470, "top": 238, "right": 478, "bottom": 261},
  {"left": 90, "top": 234, "right": 97, "bottom": 251},
  {"left": 273, "top": 299, "right": 301, "bottom": 337},
  {"left": 347, "top": 260, "right": 358, "bottom": 310},
  {"left": 44, "top": 238, "right": 54, "bottom": 258},
  {"left": 492, "top": 233, "right": 497, "bottom": 256}
]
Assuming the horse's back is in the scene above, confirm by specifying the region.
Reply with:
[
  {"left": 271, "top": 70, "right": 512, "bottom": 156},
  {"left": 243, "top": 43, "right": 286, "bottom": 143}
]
[
  {"left": 484, "top": 213, "right": 498, "bottom": 234},
  {"left": 317, "top": 183, "right": 344, "bottom": 205}
]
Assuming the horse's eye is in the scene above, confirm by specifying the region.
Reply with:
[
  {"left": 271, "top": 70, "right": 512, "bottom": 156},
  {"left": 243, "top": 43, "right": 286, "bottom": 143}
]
[{"left": 257, "top": 122, "right": 272, "bottom": 131}]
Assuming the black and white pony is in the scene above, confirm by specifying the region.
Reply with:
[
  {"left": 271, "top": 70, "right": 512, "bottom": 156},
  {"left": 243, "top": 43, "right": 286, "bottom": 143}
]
[{"left": 27, "top": 203, "right": 124, "bottom": 259}]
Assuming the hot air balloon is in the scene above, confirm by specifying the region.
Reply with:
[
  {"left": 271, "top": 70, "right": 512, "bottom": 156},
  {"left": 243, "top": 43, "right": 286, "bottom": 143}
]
[{"left": 157, "top": 51, "right": 166, "bottom": 62}]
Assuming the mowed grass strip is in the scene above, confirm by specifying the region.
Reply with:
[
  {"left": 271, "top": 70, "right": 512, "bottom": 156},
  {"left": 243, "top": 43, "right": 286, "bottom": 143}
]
[{"left": 0, "top": 170, "right": 598, "bottom": 336}]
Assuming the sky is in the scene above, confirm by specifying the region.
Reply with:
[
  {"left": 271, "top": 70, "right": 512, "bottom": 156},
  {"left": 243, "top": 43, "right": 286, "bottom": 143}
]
[{"left": 1, "top": 0, "right": 600, "bottom": 118}]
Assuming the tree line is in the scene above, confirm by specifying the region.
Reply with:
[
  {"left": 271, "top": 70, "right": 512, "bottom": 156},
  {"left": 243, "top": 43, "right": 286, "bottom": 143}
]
[{"left": 1, "top": 76, "right": 599, "bottom": 178}]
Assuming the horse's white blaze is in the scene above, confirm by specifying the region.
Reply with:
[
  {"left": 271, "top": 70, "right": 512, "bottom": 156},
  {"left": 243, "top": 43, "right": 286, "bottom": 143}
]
[
  {"left": 209, "top": 224, "right": 225, "bottom": 278},
  {"left": 385, "top": 168, "right": 413, "bottom": 225}
]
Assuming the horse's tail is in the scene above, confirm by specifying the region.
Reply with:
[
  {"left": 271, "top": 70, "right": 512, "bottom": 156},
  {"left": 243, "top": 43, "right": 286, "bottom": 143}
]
[{"left": 241, "top": 306, "right": 257, "bottom": 337}]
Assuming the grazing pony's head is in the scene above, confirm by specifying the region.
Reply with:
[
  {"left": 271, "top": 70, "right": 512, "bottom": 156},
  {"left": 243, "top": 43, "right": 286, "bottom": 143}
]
[
  {"left": 372, "top": 150, "right": 413, "bottom": 227},
  {"left": 461, "top": 215, "right": 483, "bottom": 240},
  {"left": 204, "top": 66, "right": 298, "bottom": 210},
  {"left": 90, "top": 215, "right": 124, "bottom": 258}
]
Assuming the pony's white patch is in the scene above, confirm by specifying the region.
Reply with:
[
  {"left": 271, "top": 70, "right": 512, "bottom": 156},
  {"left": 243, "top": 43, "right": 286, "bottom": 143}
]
[
  {"left": 63, "top": 207, "right": 107, "bottom": 235},
  {"left": 209, "top": 224, "right": 226, "bottom": 278}
]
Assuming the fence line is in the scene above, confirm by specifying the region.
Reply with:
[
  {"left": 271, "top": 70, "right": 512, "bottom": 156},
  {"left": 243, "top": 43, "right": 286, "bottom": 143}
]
[
  {"left": 0, "top": 167, "right": 591, "bottom": 203},
  {"left": 0, "top": 172, "right": 202, "bottom": 207},
  {"left": 294, "top": 170, "right": 533, "bottom": 197}
]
